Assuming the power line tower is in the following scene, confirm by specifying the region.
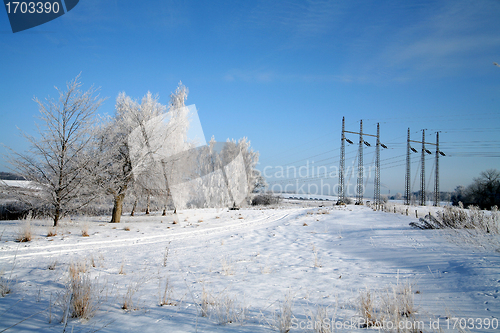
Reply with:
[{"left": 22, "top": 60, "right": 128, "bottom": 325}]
[
  {"left": 374, "top": 123, "right": 381, "bottom": 209},
  {"left": 420, "top": 129, "right": 426, "bottom": 206},
  {"left": 406, "top": 129, "right": 444, "bottom": 206},
  {"left": 405, "top": 128, "right": 412, "bottom": 205},
  {"left": 434, "top": 132, "right": 445, "bottom": 206},
  {"left": 356, "top": 120, "right": 364, "bottom": 205},
  {"left": 340, "top": 119, "right": 385, "bottom": 206},
  {"left": 338, "top": 117, "right": 346, "bottom": 204}
]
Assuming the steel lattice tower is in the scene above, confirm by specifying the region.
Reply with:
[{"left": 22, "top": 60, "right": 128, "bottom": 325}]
[
  {"left": 407, "top": 129, "right": 443, "bottom": 207},
  {"left": 434, "top": 132, "right": 440, "bottom": 206},
  {"left": 420, "top": 129, "right": 426, "bottom": 206},
  {"left": 356, "top": 120, "right": 364, "bottom": 204},
  {"left": 374, "top": 123, "right": 381, "bottom": 208},
  {"left": 342, "top": 118, "right": 382, "bottom": 206},
  {"left": 405, "top": 128, "right": 411, "bottom": 205},
  {"left": 338, "top": 117, "right": 346, "bottom": 204}
]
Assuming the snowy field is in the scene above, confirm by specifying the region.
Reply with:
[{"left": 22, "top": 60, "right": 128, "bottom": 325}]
[{"left": 0, "top": 201, "right": 499, "bottom": 332}]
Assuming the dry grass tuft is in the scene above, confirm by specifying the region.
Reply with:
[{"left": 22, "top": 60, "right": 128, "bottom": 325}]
[
  {"left": 47, "top": 227, "right": 57, "bottom": 237},
  {"left": 0, "top": 270, "right": 13, "bottom": 297},
  {"left": 122, "top": 280, "right": 143, "bottom": 311},
  {"left": 16, "top": 221, "right": 33, "bottom": 242},
  {"left": 123, "top": 226, "right": 131, "bottom": 231},
  {"left": 307, "top": 305, "right": 336, "bottom": 333},
  {"left": 220, "top": 256, "right": 235, "bottom": 276},
  {"left": 271, "top": 291, "right": 294, "bottom": 333},
  {"left": 62, "top": 260, "right": 98, "bottom": 320},
  {"left": 81, "top": 223, "right": 89, "bottom": 237},
  {"left": 48, "top": 260, "right": 57, "bottom": 270},
  {"left": 358, "top": 281, "right": 419, "bottom": 332},
  {"left": 312, "top": 245, "right": 322, "bottom": 268},
  {"left": 119, "top": 262, "right": 126, "bottom": 275},
  {"left": 158, "top": 277, "right": 175, "bottom": 306},
  {"left": 162, "top": 244, "right": 170, "bottom": 267},
  {"left": 359, "top": 289, "right": 377, "bottom": 327},
  {"left": 201, "top": 286, "right": 246, "bottom": 325}
]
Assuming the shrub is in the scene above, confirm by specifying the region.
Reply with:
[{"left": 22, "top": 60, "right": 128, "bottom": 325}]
[
  {"left": 336, "top": 197, "right": 353, "bottom": 205},
  {"left": 0, "top": 201, "right": 48, "bottom": 220},
  {"left": 410, "top": 203, "right": 499, "bottom": 234},
  {"left": 251, "top": 193, "right": 281, "bottom": 206}
]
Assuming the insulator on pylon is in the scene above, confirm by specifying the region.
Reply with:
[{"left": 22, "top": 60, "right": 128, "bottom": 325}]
[
  {"left": 439, "top": 151, "right": 445, "bottom": 156},
  {"left": 346, "top": 138, "right": 353, "bottom": 144},
  {"left": 381, "top": 143, "right": 387, "bottom": 149},
  {"left": 425, "top": 149, "right": 432, "bottom": 154},
  {"left": 364, "top": 141, "right": 371, "bottom": 147},
  {"left": 411, "top": 147, "right": 417, "bottom": 153}
]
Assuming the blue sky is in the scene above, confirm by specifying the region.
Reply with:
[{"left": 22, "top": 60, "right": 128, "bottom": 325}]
[{"left": 1, "top": 0, "right": 499, "bottom": 196}]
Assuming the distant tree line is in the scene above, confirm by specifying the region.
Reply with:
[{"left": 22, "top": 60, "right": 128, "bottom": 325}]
[
  {"left": 0, "top": 172, "right": 24, "bottom": 180},
  {"left": 451, "top": 169, "right": 500, "bottom": 210}
]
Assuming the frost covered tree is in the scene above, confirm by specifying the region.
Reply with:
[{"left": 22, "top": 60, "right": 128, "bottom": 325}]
[
  {"left": 158, "top": 83, "right": 192, "bottom": 213},
  {"left": 8, "top": 75, "right": 105, "bottom": 226},
  {"left": 220, "top": 137, "right": 260, "bottom": 199},
  {"left": 189, "top": 137, "right": 260, "bottom": 208},
  {"left": 97, "top": 83, "right": 192, "bottom": 222},
  {"left": 97, "top": 91, "right": 166, "bottom": 223}
]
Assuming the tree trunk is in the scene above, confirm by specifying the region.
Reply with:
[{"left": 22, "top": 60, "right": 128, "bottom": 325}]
[
  {"left": 145, "top": 194, "right": 150, "bottom": 215},
  {"left": 53, "top": 209, "right": 61, "bottom": 227},
  {"left": 130, "top": 198, "right": 137, "bottom": 216},
  {"left": 162, "top": 195, "right": 168, "bottom": 216},
  {"left": 111, "top": 193, "right": 125, "bottom": 223}
]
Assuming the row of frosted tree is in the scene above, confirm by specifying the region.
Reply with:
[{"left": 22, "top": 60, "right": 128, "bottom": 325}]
[{"left": 4, "top": 75, "right": 263, "bottom": 226}]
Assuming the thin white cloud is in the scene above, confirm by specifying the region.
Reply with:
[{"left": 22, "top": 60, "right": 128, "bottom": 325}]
[{"left": 348, "top": 0, "right": 500, "bottom": 81}]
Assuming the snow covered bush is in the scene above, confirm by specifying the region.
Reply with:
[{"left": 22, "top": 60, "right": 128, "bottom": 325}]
[
  {"left": 251, "top": 193, "right": 281, "bottom": 206},
  {"left": 411, "top": 203, "right": 499, "bottom": 234}
]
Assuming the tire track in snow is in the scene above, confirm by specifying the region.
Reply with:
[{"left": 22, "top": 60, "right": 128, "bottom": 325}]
[{"left": 0, "top": 210, "right": 298, "bottom": 260}]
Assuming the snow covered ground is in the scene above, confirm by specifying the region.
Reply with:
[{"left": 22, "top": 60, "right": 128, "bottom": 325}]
[{"left": 0, "top": 201, "right": 499, "bottom": 332}]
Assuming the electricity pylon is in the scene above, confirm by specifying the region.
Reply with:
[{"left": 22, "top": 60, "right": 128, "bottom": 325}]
[
  {"left": 340, "top": 119, "right": 386, "bottom": 206},
  {"left": 406, "top": 129, "right": 445, "bottom": 206}
]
